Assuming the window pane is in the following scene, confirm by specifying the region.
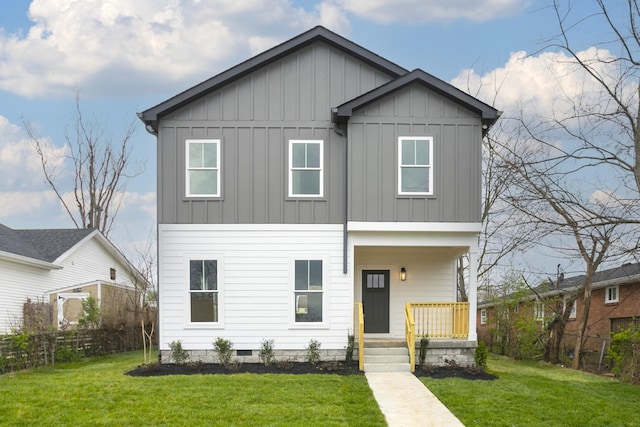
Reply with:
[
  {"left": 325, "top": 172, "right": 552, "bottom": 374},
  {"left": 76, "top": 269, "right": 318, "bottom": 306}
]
[
  {"left": 191, "top": 292, "right": 217, "bottom": 322},
  {"left": 401, "top": 167, "right": 429, "bottom": 192},
  {"left": 292, "top": 170, "right": 320, "bottom": 195},
  {"left": 189, "top": 143, "right": 202, "bottom": 168},
  {"left": 295, "top": 292, "right": 322, "bottom": 322},
  {"left": 189, "top": 170, "right": 218, "bottom": 195},
  {"left": 309, "top": 260, "right": 322, "bottom": 290},
  {"left": 292, "top": 143, "right": 306, "bottom": 168},
  {"left": 190, "top": 260, "right": 203, "bottom": 290},
  {"left": 416, "top": 140, "right": 429, "bottom": 165},
  {"left": 401, "top": 140, "right": 415, "bottom": 165},
  {"left": 306, "top": 143, "right": 320, "bottom": 168},
  {"left": 295, "top": 260, "right": 308, "bottom": 290},
  {"left": 203, "top": 260, "right": 217, "bottom": 291},
  {"left": 202, "top": 143, "right": 218, "bottom": 168}
]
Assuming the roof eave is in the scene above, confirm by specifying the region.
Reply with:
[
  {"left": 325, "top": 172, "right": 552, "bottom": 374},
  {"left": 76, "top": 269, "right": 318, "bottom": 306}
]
[{"left": 0, "top": 251, "right": 62, "bottom": 270}]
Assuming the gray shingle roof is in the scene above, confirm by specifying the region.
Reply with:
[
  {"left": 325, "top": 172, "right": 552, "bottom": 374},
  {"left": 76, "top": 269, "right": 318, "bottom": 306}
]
[{"left": 0, "top": 223, "right": 95, "bottom": 263}]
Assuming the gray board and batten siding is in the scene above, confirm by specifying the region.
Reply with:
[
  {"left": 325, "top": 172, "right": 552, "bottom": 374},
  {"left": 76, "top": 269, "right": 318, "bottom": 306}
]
[
  {"left": 347, "top": 83, "right": 483, "bottom": 223},
  {"left": 141, "top": 26, "right": 500, "bottom": 226},
  {"left": 155, "top": 41, "right": 396, "bottom": 225}
]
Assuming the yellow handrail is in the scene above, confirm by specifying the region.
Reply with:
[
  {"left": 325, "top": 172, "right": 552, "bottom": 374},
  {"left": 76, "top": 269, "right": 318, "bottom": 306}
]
[
  {"left": 410, "top": 302, "right": 469, "bottom": 338},
  {"left": 355, "top": 302, "right": 364, "bottom": 371},
  {"left": 405, "top": 302, "right": 415, "bottom": 373}
]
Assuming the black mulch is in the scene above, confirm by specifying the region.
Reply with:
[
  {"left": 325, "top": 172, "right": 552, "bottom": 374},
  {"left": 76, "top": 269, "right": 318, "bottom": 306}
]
[
  {"left": 414, "top": 366, "right": 497, "bottom": 380},
  {"left": 126, "top": 361, "right": 364, "bottom": 377},
  {"left": 126, "top": 361, "right": 497, "bottom": 380}
]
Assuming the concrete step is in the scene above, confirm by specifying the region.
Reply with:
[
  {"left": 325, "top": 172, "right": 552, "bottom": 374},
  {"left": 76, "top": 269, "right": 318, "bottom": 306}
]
[
  {"left": 362, "top": 344, "right": 410, "bottom": 372},
  {"left": 363, "top": 346, "right": 408, "bottom": 356},
  {"left": 364, "top": 362, "right": 411, "bottom": 372}
]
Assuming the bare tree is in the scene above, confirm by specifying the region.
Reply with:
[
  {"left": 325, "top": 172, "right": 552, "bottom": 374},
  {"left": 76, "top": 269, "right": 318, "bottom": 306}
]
[{"left": 23, "top": 93, "right": 140, "bottom": 236}]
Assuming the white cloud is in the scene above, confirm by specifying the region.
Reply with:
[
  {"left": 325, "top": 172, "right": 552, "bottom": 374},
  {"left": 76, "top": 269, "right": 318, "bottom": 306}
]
[
  {"left": 450, "top": 47, "right": 627, "bottom": 120},
  {"left": 0, "top": 115, "right": 67, "bottom": 190},
  {"left": 0, "top": 190, "right": 59, "bottom": 218},
  {"left": 0, "top": 0, "right": 350, "bottom": 98},
  {"left": 331, "top": 0, "right": 529, "bottom": 24}
]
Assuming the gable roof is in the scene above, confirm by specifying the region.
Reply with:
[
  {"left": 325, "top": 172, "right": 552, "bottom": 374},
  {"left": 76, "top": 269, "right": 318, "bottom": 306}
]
[
  {"left": 0, "top": 224, "right": 146, "bottom": 281},
  {"left": 138, "top": 26, "right": 409, "bottom": 133},
  {"left": 333, "top": 69, "right": 500, "bottom": 131},
  {"left": 479, "top": 262, "right": 640, "bottom": 308}
]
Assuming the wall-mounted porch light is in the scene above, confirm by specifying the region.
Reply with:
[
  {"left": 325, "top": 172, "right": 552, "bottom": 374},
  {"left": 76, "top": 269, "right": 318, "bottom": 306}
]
[{"left": 400, "top": 267, "right": 407, "bottom": 282}]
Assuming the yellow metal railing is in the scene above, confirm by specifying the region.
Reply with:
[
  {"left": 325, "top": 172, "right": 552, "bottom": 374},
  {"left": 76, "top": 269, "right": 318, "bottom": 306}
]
[
  {"left": 355, "top": 302, "right": 364, "bottom": 371},
  {"left": 405, "top": 303, "right": 416, "bottom": 373},
  {"left": 410, "top": 302, "right": 469, "bottom": 338}
]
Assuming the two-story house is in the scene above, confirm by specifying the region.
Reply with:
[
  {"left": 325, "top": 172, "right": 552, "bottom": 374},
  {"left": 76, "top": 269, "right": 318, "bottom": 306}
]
[{"left": 139, "top": 26, "right": 499, "bottom": 370}]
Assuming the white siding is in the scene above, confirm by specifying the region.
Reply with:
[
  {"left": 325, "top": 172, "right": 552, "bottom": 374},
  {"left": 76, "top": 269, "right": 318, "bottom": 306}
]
[{"left": 158, "top": 224, "right": 352, "bottom": 351}]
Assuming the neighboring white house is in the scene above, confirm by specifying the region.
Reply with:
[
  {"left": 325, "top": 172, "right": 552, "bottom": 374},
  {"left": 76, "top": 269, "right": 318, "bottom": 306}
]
[{"left": 0, "top": 223, "right": 147, "bottom": 333}]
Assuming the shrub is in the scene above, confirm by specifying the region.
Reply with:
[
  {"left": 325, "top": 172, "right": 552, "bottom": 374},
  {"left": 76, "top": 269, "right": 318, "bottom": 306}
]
[
  {"left": 475, "top": 340, "right": 488, "bottom": 369},
  {"left": 213, "top": 337, "right": 234, "bottom": 367},
  {"left": 168, "top": 340, "right": 189, "bottom": 365},
  {"left": 419, "top": 337, "right": 430, "bottom": 366},
  {"left": 78, "top": 297, "right": 101, "bottom": 329},
  {"left": 258, "top": 339, "right": 276, "bottom": 366},
  {"left": 306, "top": 339, "right": 321, "bottom": 365},
  {"left": 608, "top": 324, "right": 640, "bottom": 384},
  {"left": 345, "top": 334, "right": 355, "bottom": 363}
]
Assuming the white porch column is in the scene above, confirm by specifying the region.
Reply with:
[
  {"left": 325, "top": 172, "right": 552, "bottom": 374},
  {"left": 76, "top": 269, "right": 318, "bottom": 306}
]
[{"left": 468, "top": 242, "right": 478, "bottom": 342}]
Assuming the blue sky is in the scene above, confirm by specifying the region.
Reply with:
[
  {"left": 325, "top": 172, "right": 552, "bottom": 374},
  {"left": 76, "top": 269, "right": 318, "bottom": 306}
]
[{"left": 0, "top": 0, "right": 620, "bottom": 275}]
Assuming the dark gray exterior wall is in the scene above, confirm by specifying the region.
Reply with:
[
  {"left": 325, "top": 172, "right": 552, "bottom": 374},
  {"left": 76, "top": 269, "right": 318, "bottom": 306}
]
[
  {"left": 156, "top": 41, "right": 395, "bottom": 224},
  {"left": 348, "top": 83, "right": 483, "bottom": 223}
]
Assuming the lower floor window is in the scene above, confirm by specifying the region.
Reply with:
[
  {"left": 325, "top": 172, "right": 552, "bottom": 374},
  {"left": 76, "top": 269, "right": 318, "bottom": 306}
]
[
  {"left": 295, "top": 259, "right": 323, "bottom": 322},
  {"left": 189, "top": 259, "right": 218, "bottom": 322}
]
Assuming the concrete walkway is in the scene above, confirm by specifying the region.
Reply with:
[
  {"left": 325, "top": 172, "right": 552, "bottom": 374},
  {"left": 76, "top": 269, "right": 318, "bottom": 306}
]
[{"left": 366, "top": 372, "right": 464, "bottom": 427}]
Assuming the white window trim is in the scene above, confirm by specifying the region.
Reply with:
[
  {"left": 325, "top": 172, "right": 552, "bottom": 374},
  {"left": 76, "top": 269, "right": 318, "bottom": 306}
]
[
  {"left": 480, "top": 308, "right": 487, "bottom": 325},
  {"left": 186, "top": 139, "right": 221, "bottom": 198},
  {"left": 605, "top": 285, "right": 619, "bottom": 303},
  {"left": 184, "top": 254, "right": 224, "bottom": 328},
  {"left": 289, "top": 256, "right": 328, "bottom": 328},
  {"left": 564, "top": 295, "right": 577, "bottom": 318},
  {"left": 398, "top": 136, "right": 434, "bottom": 196},
  {"left": 288, "top": 139, "right": 324, "bottom": 198}
]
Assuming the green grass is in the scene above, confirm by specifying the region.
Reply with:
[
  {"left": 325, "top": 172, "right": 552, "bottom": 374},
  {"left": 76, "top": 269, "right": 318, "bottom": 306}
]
[
  {"left": 0, "top": 351, "right": 386, "bottom": 426},
  {"left": 421, "top": 354, "right": 640, "bottom": 427}
]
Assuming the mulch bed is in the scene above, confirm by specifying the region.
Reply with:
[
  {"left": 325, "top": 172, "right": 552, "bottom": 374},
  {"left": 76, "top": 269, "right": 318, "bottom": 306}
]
[
  {"left": 126, "top": 361, "right": 497, "bottom": 380},
  {"left": 126, "top": 361, "right": 363, "bottom": 377},
  {"left": 414, "top": 366, "right": 497, "bottom": 380}
]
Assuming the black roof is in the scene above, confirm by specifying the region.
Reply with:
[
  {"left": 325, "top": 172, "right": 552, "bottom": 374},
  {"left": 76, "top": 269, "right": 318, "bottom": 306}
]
[
  {"left": 138, "top": 26, "right": 409, "bottom": 133},
  {"left": 0, "top": 223, "right": 95, "bottom": 263},
  {"left": 480, "top": 262, "right": 640, "bottom": 306}
]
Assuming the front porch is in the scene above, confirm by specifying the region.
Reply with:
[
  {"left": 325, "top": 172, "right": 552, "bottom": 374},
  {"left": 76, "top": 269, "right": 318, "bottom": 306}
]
[{"left": 354, "top": 302, "right": 475, "bottom": 372}]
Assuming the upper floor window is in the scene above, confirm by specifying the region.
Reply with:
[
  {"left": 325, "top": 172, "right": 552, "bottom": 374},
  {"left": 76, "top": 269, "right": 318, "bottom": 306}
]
[
  {"left": 294, "top": 259, "right": 323, "bottom": 323},
  {"left": 186, "top": 139, "right": 220, "bottom": 197},
  {"left": 398, "top": 136, "right": 433, "bottom": 195},
  {"left": 289, "top": 140, "right": 323, "bottom": 197},
  {"left": 605, "top": 285, "right": 619, "bottom": 303},
  {"left": 189, "top": 259, "right": 219, "bottom": 323}
]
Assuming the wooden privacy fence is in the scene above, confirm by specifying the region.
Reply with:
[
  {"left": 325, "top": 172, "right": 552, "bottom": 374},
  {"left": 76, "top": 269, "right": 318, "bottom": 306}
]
[{"left": 0, "top": 325, "right": 155, "bottom": 374}]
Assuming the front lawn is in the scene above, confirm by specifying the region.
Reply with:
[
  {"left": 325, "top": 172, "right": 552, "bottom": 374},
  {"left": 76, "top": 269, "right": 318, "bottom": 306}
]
[
  {"left": 0, "top": 351, "right": 386, "bottom": 426},
  {"left": 422, "top": 354, "right": 640, "bottom": 427}
]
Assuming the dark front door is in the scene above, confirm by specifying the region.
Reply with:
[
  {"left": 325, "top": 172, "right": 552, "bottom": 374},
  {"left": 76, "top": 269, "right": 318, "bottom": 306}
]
[{"left": 362, "top": 270, "right": 390, "bottom": 333}]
